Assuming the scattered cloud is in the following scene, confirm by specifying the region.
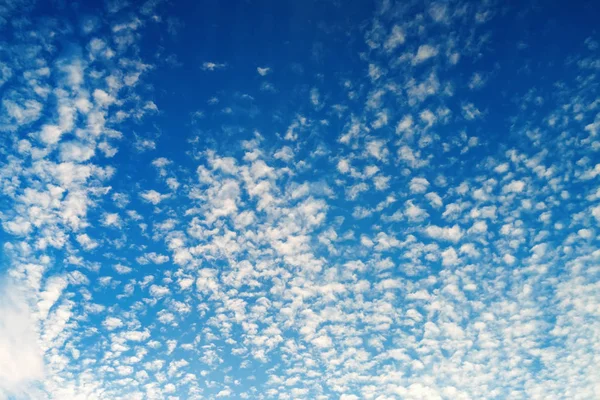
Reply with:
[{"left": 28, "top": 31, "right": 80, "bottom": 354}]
[{"left": 0, "top": 1, "right": 597, "bottom": 399}]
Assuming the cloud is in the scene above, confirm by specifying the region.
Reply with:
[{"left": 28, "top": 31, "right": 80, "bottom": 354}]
[
  {"left": 140, "top": 189, "right": 169, "bottom": 205},
  {"left": 425, "top": 224, "right": 463, "bottom": 242},
  {"left": 149, "top": 285, "right": 170, "bottom": 298},
  {"left": 409, "top": 177, "right": 430, "bottom": 194},
  {"left": 202, "top": 61, "right": 226, "bottom": 71},
  {"left": 412, "top": 44, "right": 439, "bottom": 65},
  {"left": 38, "top": 124, "right": 63, "bottom": 145},
  {"left": 0, "top": 1, "right": 598, "bottom": 399},
  {"left": 103, "top": 317, "right": 124, "bottom": 330},
  {"left": 384, "top": 25, "right": 405, "bottom": 52},
  {"left": 59, "top": 141, "right": 95, "bottom": 162},
  {"left": 0, "top": 279, "right": 45, "bottom": 399},
  {"left": 257, "top": 67, "right": 271, "bottom": 76},
  {"left": 502, "top": 180, "right": 526, "bottom": 193},
  {"left": 113, "top": 264, "right": 132, "bottom": 274}
]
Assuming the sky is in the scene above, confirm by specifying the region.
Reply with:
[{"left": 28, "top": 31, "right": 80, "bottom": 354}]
[{"left": 0, "top": 0, "right": 599, "bottom": 399}]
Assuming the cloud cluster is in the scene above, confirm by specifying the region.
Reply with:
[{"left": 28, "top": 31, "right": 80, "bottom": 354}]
[{"left": 0, "top": 0, "right": 599, "bottom": 399}]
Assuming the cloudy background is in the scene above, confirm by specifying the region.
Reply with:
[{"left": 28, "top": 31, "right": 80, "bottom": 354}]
[{"left": 0, "top": 0, "right": 599, "bottom": 399}]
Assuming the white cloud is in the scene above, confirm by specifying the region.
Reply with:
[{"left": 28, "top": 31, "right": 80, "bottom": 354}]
[
  {"left": 149, "top": 285, "right": 170, "bottom": 298},
  {"left": 76, "top": 233, "right": 98, "bottom": 250},
  {"left": 274, "top": 146, "right": 294, "bottom": 162},
  {"left": 405, "top": 200, "right": 429, "bottom": 221},
  {"left": 310, "top": 87, "right": 320, "bottom": 106},
  {"left": 425, "top": 224, "right": 463, "bottom": 242},
  {"left": 384, "top": 25, "right": 405, "bottom": 51},
  {"left": 412, "top": 45, "right": 439, "bottom": 65},
  {"left": 59, "top": 141, "right": 95, "bottom": 162},
  {"left": 202, "top": 61, "right": 226, "bottom": 71},
  {"left": 425, "top": 192, "right": 443, "bottom": 208},
  {"left": 103, "top": 317, "right": 124, "bottom": 331},
  {"left": 37, "top": 276, "right": 68, "bottom": 320},
  {"left": 257, "top": 67, "right": 271, "bottom": 76},
  {"left": 502, "top": 180, "right": 526, "bottom": 193},
  {"left": 113, "top": 264, "right": 132, "bottom": 274},
  {"left": 38, "top": 124, "right": 63, "bottom": 145},
  {"left": 140, "top": 190, "right": 169, "bottom": 205},
  {"left": 311, "top": 335, "right": 333, "bottom": 349},
  {"left": 93, "top": 89, "right": 116, "bottom": 107},
  {"left": 0, "top": 3, "right": 598, "bottom": 399},
  {"left": 102, "top": 212, "right": 121, "bottom": 227},
  {"left": 0, "top": 280, "right": 45, "bottom": 398},
  {"left": 396, "top": 115, "right": 413, "bottom": 134},
  {"left": 441, "top": 247, "right": 460, "bottom": 266},
  {"left": 409, "top": 177, "right": 430, "bottom": 193}
]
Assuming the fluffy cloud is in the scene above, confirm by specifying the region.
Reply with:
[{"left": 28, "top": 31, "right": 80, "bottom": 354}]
[
  {"left": 0, "top": 1, "right": 598, "bottom": 399},
  {"left": 0, "top": 280, "right": 45, "bottom": 399}
]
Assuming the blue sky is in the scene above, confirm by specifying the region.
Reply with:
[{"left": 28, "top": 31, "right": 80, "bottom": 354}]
[{"left": 0, "top": 0, "right": 599, "bottom": 399}]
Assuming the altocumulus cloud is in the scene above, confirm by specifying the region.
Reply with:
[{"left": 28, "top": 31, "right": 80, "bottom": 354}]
[{"left": 0, "top": 0, "right": 599, "bottom": 399}]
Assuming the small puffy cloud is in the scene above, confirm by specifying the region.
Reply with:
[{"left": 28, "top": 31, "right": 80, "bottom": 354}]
[
  {"left": 441, "top": 247, "right": 460, "bottom": 266},
  {"left": 134, "top": 137, "right": 156, "bottom": 152},
  {"left": 409, "top": 177, "right": 430, "bottom": 194},
  {"left": 425, "top": 224, "right": 463, "bottom": 242},
  {"left": 310, "top": 88, "right": 320, "bottom": 106},
  {"left": 152, "top": 157, "right": 171, "bottom": 168},
  {"left": 137, "top": 252, "right": 170, "bottom": 264},
  {"left": 578, "top": 228, "right": 593, "bottom": 239},
  {"left": 202, "top": 61, "right": 226, "bottom": 71},
  {"left": 494, "top": 163, "right": 509, "bottom": 173},
  {"left": 116, "top": 366, "right": 133, "bottom": 376},
  {"left": 405, "top": 200, "right": 429, "bottom": 222},
  {"left": 425, "top": 192, "right": 443, "bottom": 208},
  {"left": 102, "top": 212, "right": 121, "bottom": 227},
  {"left": 93, "top": 89, "right": 116, "bottom": 107},
  {"left": 103, "top": 317, "right": 124, "bottom": 331},
  {"left": 337, "top": 158, "right": 350, "bottom": 173},
  {"left": 368, "top": 63, "right": 383, "bottom": 81},
  {"left": 274, "top": 146, "right": 294, "bottom": 162},
  {"left": 429, "top": 2, "right": 449, "bottom": 22},
  {"left": 374, "top": 175, "right": 391, "bottom": 191},
  {"left": 366, "top": 139, "right": 388, "bottom": 161},
  {"left": 216, "top": 389, "right": 232, "bottom": 398},
  {"left": 166, "top": 177, "right": 180, "bottom": 190},
  {"left": 468, "top": 220, "right": 488, "bottom": 234},
  {"left": 113, "top": 264, "right": 132, "bottom": 274},
  {"left": 413, "top": 44, "right": 438, "bottom": 65},
  {"left": 59, "top": 141, "right": 95, "bottom": 162},
  {"left": 469, "top": 72, "right": 487, "bottom": 90},
  {"left": 149, "top": 285, "right": 170, "bottom": 298},
  {"left": 76, "top": 233, "right": 98, "bottom": 250},
  {"left": 462, "top": 103, "right": 482, "bottom": 120},
  {"left": 234, "top": 210, "right": 255, "bottom": 229},
  {"left": 347, "top": 182, "right": 369, "bottom": 200},
  {"left": 384, "top": 25, "right": 405, "bottom": 52},
  {"left": 312, "top": 334, "right": 333, "bottom": 349},
  {"left": 121, "top": 330, "right": 150, "bottom": 342},
  {"left": 502, "top": 180, "right": 526, "bottom": 193},
  {"left": 396, "top": 115, "right": 413, "bottom": 134},
  {"left": 371, "top": 110, "right": 389, "bottom": 129},
  {"left": 140, "top": 190, "right": 169, "bottom": 205},
  {"left": 38, "top": 124, "right": 63, "bottom": 145},
  {"left": 178, "top": 278, "right": 195, "bottom": 290},
  {"left": 257, "top": 67, "right": 271, "bottom": 76}
]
